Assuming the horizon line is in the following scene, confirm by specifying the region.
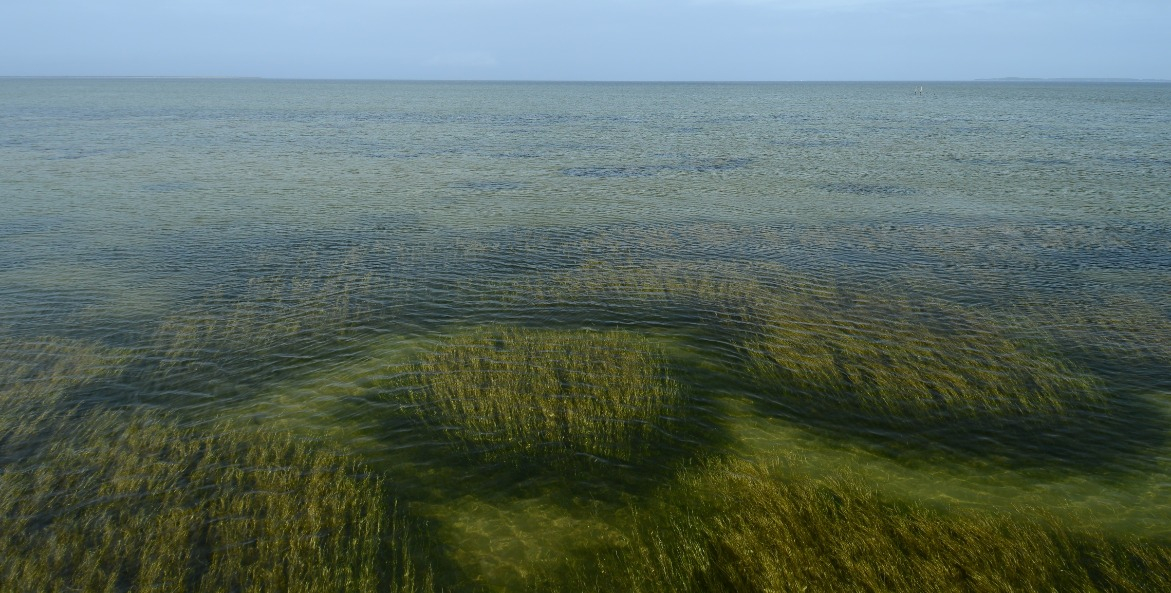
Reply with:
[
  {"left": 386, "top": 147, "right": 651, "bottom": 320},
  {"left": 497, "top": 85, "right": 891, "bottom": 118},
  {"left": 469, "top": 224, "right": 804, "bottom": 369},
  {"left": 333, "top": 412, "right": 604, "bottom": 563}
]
[{"left": 3, "top": 75, "right": 1170, "bottom": 84}]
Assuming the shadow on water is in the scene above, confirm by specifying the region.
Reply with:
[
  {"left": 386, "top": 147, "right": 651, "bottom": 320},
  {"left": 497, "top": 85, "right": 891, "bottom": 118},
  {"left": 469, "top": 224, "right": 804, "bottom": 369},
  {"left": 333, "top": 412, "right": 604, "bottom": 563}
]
[
  {"left": 718, "top": 271, "right": 1171, "bottom": 475},
  {"left": 739, "top": 358, "right": 1170, "bottom": 475},
  {"left": 0, "top": 336, "right": 132, "bottom": 465}
]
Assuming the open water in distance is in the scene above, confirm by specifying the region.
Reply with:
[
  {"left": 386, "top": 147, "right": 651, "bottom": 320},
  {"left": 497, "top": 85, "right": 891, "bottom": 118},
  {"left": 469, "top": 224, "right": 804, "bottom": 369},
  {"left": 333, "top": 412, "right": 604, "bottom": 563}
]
[{"left": 2, "top": 79, "right": 1170, "bottom": 590}]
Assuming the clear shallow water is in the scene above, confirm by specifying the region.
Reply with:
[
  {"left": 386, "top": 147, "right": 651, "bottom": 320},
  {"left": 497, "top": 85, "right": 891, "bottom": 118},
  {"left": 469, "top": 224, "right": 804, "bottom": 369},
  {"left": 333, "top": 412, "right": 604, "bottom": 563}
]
[{"left": 2, "top": 79, "right": 1171, "bottom": 590}]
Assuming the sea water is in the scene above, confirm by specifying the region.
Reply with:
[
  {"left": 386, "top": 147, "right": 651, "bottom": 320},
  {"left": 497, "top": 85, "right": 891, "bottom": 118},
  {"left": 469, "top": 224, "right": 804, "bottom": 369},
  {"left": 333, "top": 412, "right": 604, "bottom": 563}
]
[{"left": 2, "top": 79, "right": 1170, "bottom": 589}]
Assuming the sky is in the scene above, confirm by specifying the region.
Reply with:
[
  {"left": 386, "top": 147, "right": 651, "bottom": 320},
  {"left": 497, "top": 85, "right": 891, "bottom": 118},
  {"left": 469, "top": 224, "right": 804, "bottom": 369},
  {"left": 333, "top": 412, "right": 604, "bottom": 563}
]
[{"left": 2, "top": 0, "right": 1168, "bottom": 81}]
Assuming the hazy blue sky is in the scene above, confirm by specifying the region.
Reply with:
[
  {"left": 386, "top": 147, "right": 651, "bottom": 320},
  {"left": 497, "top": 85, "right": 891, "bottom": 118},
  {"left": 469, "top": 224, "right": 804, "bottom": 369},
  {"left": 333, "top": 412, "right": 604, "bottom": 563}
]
[{"left": 3, "top": 0, "right": 1168, "bottom": 80}]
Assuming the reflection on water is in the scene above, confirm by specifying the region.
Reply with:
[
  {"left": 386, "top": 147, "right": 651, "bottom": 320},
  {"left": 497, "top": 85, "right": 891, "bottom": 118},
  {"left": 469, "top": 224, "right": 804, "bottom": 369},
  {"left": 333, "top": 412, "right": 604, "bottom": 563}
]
[{"left": 2, "top": 80, "right": 1170, "bottom": 590}]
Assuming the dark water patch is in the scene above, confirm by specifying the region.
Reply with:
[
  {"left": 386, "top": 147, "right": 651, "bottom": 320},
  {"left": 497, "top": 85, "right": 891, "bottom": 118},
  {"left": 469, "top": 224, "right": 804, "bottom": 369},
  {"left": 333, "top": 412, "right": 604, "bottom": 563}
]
[
  {"left": 0, "top": 215, "right": 74, "bottom": 237},
  {"left": 1101, "top": 155, "right": 1171, "bottom": 169},
  {"left": 355, "top": 212, "right": 432, "bottom": 233},
  {"left": 337, "top": 110, "right": 623, "bottom": 128},
  {"left": 822, "top": 182, "right": 918, "bottom": 196},
  {"left": 677, "top": 157, "right": 753, "bottom": 173},
  {"left": 489, "top": 127, "right": 542, "bottom": 135},
  {"left": 141, "top": 181, "right": 198, "bottom": 193},
  {"left": 948, "top": 155, "right": 1014, "bottom": 166},
  {"left": 1021, "top": 157, "right": 1077, "bottom": 166},
  {"left": 490, "top": 151, "right": 542, "bottom": 159},
  {"left": 523, "top": 140, "right": 615, "bottom": 152},
  {"left": 448, "top": 181, "right": 526, "bottom": 192},
  {"left": 779, "top": 216, "right": 1171, "bottom": 286},
  {"left": 350, "top": 142, "right": 475, "bottom": 160},
  {"left": 697, "top": 113, "right": 760, "bottom": 125},
  {"left": 43, "top": 146, "right": 128, "bottom": 160},
  {"left": 0, "top": 288, "right": 156, "bottom": 341},
  {"left": 562, "top": 165, "right": 669, "bottom": 178},
  {"left": 0, "top": 134, "right": 30, "bottom": 148},
  {"left": 948, "top": 124, "right": 997, "bottom": 135},
  {"left": 350, "top": 141, "right": 416, "bottom": 159},
  {"left": 563, "top": 157, "right": 752, "bottom": 179},
  {"left": 770, "top": 138, "right": 855, "bottom": 148}
]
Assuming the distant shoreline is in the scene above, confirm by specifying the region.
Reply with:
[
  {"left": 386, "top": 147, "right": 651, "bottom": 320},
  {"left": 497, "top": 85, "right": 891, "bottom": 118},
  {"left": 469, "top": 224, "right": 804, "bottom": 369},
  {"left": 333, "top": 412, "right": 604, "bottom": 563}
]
[
  {"left": 0, "top": 76, "right": 265, "bottom": 80},
  {"left": 975, "top": 77, "right": 1171, "bottom": 83},
  {"left": 1, "top": 76, "right": 1168, "bottom": 83}
]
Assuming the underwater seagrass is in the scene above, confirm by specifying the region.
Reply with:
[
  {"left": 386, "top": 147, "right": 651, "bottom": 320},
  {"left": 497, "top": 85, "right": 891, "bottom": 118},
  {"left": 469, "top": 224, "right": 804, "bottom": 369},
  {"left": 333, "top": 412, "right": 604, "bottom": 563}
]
[
  {"left": 741, "top": 284, "right": 1105, "bottom": 422},
  {"left": 551, "top": 457, "right": 1171, "bottom": 593},
  {"left": 1012, "top": 291, "right": 1171, "bottom": 381},
  {"left": 0, "top": 336, "right": 131, "bottom": 459},
  {"left": 0, "top": 336, "right": 435, "bottom": 592},
  {"left": 488, "top": 258, "right": 760, "bottom": 322},
  {"left": 148, "top": 247, "right": 373, "bottom": 392},
  {"left": 405, "top": 325, "right": 680, "bottom": 462},
  {"left": 0, "top": 409, "right": 435, "bottom": 593}
]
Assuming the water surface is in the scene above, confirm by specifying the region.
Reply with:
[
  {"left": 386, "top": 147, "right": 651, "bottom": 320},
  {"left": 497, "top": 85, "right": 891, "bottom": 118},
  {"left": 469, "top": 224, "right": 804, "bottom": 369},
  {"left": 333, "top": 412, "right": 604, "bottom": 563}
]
[{"left": 2, "top": 79, "right": 1170, "bottom": 591}]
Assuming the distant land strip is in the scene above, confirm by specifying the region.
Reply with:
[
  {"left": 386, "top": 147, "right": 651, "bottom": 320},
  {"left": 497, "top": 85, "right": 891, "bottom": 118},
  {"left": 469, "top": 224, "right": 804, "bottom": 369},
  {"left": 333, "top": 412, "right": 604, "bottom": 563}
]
[
  {"left": 976, "top": 77, "right": 1171, "bottom": 82},
  {"left": 0, "top": 76, "right": 265, "bottom": 80}
]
